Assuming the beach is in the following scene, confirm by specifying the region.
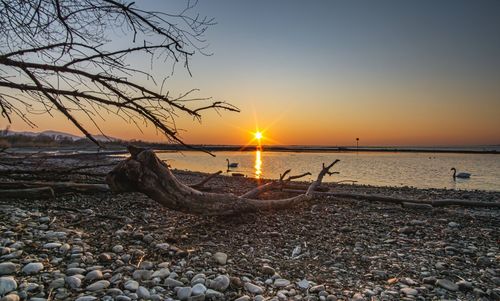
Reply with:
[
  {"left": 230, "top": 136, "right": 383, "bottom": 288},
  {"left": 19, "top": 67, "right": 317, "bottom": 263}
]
[{"left": 0, "top": 153, "right": 499, "bottom": 301}]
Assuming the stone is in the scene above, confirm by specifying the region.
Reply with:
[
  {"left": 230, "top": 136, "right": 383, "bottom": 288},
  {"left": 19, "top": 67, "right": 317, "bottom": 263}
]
[
  {"left": 400, "top": 287, "right": 418, "bottom": 296},
  {"left": 112, "top": 245, "right": 124, "bottom": 253},
  {"left": 274, "top": 278, "right": 290, "bottom": 287},
  {"left": 0, "top": 276, "right": 17, "bottom": 295},
  {"left": 177, "top": 286, "right": 192, "bottom": 300},
  {"left": 164, "top": 278, "right": 183, "bottom": 288},
  {"left": 436, "top": 279, "right": 459, "bottom": 291},
  {"left": 66, "top": 275, "right": 82, "bottom": 289},
  {"left": 152, "top": 268, "right": 170, "bottom": 279},
  {"left": 137, "top": 286, "right": 151, "bottom": 299},
  {"left": 351, "top": 293, "right": 364, "bottom": 301},
  {"left": 208, "top": 275, "right": 230, "bottom": 292},
  {"left": 297, "top": 279, "right": 310, "bottom": 290},
  {"left": 22, "top": 262, "right": 43, "bottom": 274},
  {"left": 1, "top": 294, "right": 20, "bottom": 301},
  {"left": 66, "top": 268, "right": 86, "bottom": 275},
  {"left": 213, "top": 252, "right": 227, "bottom": 265},
  {"left": 43, "top": 242, "right": 62, "bottom": 249},
  {"left": 156, "top": 243, "right": 170, "bottom": 251},
  {"left": 448, "top": 222, "right": 459, "bottom": 227},
  {"left": 132, "top": 269, "right": 152, "bottom": 281},
  {"left": 310, "top": 285, "right": 325, "bottom": 293},
  {"left": 0, "top": 263, "right": 17, "bottom": 276},
  {"left": 75, "top": 296, "right": 98, "bottom": 301},
  {"left": 85, "top": 270, "right": 103, "bottom": 282},
  {"left": 86, "top": 280, "right": 110, "bottom": 291},
  {"left": 244, "top": 282, "right": 264, "bottom": 295},
  {"left": 457, "top": 280, "right": 473, "bottom": 291},
  {"left": 98, "top": 253, "right": 112, "bottom": 262},
  {"left": 49, "top": 278, "right": 66, "bottom": 289},
  {"left": 124, "top": 280, "right": 139, "bottom": 291},
  {"left": 234, "top": 296, "right": 251, "bottom": 301},
  {"left": 261, "top": 265, "right": 275, "bottom": 275},
  {"left": 192, "top": 283, "right": 207, "bottom": 296},
  {"left": 205, "top": 289, "right": 224, "bottom": 299}
]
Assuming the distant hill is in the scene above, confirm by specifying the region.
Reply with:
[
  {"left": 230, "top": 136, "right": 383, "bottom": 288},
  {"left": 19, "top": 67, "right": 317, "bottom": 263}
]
[{"left": 3, "top": 130, "right": 120, "bottom": 142}]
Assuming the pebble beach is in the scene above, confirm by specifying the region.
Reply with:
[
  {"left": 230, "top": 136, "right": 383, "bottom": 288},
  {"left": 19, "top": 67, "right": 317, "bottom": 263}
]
[{"left": 0, "top": 156, "right": 499, "bottom": 301}]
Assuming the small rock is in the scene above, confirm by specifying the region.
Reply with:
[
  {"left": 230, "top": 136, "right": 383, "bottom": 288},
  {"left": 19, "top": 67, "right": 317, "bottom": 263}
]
[
  {"left": 274, "top": 278, "right": 290, "bottom": 287},
  {"left": 86, "top": 280, "right": 110, "bottom": 291},
  {"left": 205, "top": 289, "right": 224, "bottom": 299},
  {"left": 124, "top": 280, "right": 139, "bottom": 291},
  {"left": 132, "top": 269, "right": 152, "bottom": 281},
  {"left": 152, "top": 268, "right": 170, "bottom": 279},
  {"left": 112, "top": 245, "right": 124, "bottom": 253},
  {"left": 177, "top": 286, "right": 192, "bottom": 300},
  {"left": 400, "top": 287, "right": 418, "bottom": 296},
  {"left": 297, "top": 279, "right": 310, "bottom": 290},
  {"left": 234, "top": 296, "right": 251, "bottom": 301},
  {"left": 164, "top": 278, "right": 183, "bottom": 288},
  {"left": 457, "top": 280, "right": 473, "bottom": 291},
  {"left": 213, "top": 252, "right": 228, "bottom": 265},
  {"left": 22, "top": 262, "right": 44, "bottom": 274},
  {"left": 261, "top": 265, "right": 275, "bottom": 275},
  {"left": 0, "top": 263, "right": 17, "bottom": 276},
  {"left": 436, "top": 279, "right": 459, "bottom": 291},
  {"left": 66, "top": 275, "right": 82, "bottom": 289},
  {"left": 310, "top": 285, "right": 325, "bottom": 293},
  {"left": 448, "top": 222, "right": 459, "bottom": 227},
  {"left": 98, "top": 253, "right": 112, "bottom": 262},
  {"left": 49, "top": 278, "right": 66, "bottom": 289},
  {"left": 0, "top": 276, "right": 17, "bottom": 295},
  {"left": 192, "top": 283, "right": 207, "bottom": 295},
  {"left": 43, "top": 242, "right": 62, "bottom": 249},
  {"left": 244, "top": 282, "right": 264, "bottom": 295},
  {"left": 137, "top": 286, "right": 150, "bottom": 299},
  {"left": 85, "top": 270, "right": 103, "bottom": 282},
  {"left": 75, "top": 296, "right": 98, "bottom": 301},
  {"left": 1, "top": 294, "right": 20, "bottom": 301},
  {"left": 208, "top": 275, "right": 230, "bottom": 292}
]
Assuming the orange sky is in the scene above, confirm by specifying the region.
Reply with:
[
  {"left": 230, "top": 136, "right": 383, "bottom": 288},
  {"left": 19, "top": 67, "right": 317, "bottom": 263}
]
[{"left": 2, "top": 1, "right": 500, "bottom": 146}]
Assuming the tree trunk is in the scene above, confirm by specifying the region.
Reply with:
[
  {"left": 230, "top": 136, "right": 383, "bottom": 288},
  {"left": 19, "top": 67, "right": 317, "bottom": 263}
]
[{"left": 106, "top": 146, "right": 339, "bottom": 216}]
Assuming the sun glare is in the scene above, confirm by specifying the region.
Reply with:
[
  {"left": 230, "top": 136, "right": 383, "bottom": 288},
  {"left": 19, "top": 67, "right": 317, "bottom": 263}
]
[{"left": 255, "top": 131, "right": 263, "bottom": 140}]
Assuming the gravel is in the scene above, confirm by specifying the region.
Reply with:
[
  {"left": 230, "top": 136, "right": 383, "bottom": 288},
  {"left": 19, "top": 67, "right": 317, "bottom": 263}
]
[{"left": 0, "top": 157, "right": 499, "bottom": 300}]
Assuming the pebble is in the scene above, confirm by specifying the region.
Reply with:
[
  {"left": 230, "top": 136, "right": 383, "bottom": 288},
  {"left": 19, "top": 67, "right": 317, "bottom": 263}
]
[
  {"left": 310, "top": 285, "right": 325, "bottom": 293},
  {"left": 213, "top": 252, "right": 228, "bottom": 265},
  {"left": 244, "top": 282, "right": 264, "bottom": 295},
  {"left": 208, "top": 275, "right": 230, "bottom": 291},
  {"left": 43, "top": 242, "right": 62, "bottom": 249},
  {"left": 297, "top": 279, "right": 310, "bottom": 290},
  {"left": 261, "top": 265, "right": 275, "bottom": 275},
  {"left": 1, "top": 294, "right": 20, "bottom": 301},
  {"left": 0, "top": 263, "right": 17, "bottom": 276},
  {"left": 0, "top": 276, "right": 17, "bottom": 295},
  {"left": 124, "top": 280, "right": 139, "bottom": 291},
  {"left": 192, "top": 283, "right": 207, "bottom": 295},
  {"left": 274, "top": 278, "right": 290, "bottom": 287},
  {"left": 164, "top": 278, "right": 183, "bottom": 287},
  {"left": 112, "top": 245, "right": 124, "bottom": 253},
  {"left": 457, "top": 280, "right": 473, "bottom": 291},
  {"left": 132, "top": 269, "right": 152, "bottom": 281},
  {"left": 137, "top": 286, "right": 151, "bottom": 299},
  {"left": 234, "top": 296, "right": 251, "bottom": 301},
  {"left": 65, "top": 275, "right": 82, "bottom": 289},
  {"left": 22, "top": 262, "right": 44, "bottom": 274},
  {"left": 177, "top": 286, "right": 192, "bottom": 300},
  {"left": 436, "top": 279, "right": 459, "bottom": 291},
  {"left": 75, "top": 296, "right": 98, "bottom": 301},
  {"left": 85, "top": 270, "right": 103, "bottom": 281},
  {"left": 86, "top": 280, "right": 110, "bottom": 291},
  {"left": 400, "top": 287, "right": 418, "bottom": 296}
]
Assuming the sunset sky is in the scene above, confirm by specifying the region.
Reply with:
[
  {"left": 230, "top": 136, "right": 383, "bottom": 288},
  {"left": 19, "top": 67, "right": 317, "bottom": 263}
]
[{"left": 3, "top": 0, "right": 500, "bottom": 146}]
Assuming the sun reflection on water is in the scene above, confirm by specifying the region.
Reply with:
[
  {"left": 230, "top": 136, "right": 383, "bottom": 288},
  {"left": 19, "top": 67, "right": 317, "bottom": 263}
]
[{"left": 255, "top": 149, "right": 262, "bottom": 179}]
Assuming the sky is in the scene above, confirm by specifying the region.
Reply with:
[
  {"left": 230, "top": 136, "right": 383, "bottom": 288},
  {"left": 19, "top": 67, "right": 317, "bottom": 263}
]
[{"left": 3, "top": 0, "right": 500, "bottom": 146}]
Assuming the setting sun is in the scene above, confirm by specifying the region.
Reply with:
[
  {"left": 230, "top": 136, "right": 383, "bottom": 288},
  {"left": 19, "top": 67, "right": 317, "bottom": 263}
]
[{"left": 254, "top": 131, "right": 263, "bottom": 140}]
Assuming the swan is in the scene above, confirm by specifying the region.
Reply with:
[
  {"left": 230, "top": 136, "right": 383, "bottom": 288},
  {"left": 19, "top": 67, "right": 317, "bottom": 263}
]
[
  {"left": 451, "top": 168, "right": 471, "bottom": 180},
  {"left": 226, "top": 159, "right": 238, "bottom": 168}
]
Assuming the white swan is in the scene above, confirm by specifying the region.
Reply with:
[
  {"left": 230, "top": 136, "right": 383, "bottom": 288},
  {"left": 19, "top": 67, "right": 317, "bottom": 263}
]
[
  {"left": 451, "top": 168, "right": 471, "bottom": 180},
  {"left": 226, "top": 159, "right": 238, "bottom": 168}
]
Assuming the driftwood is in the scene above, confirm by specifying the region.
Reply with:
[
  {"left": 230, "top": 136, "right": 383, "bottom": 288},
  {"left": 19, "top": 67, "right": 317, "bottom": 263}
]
[
  {"left": 0, "top": 181, "right": 109, "bottom": 193},
  {"left": 0, "top": 187, "right": 55, "bottom": 199},
  {"left": 283, "top": 190, "right": 500, "bottom": 208},
  {"left": 106, "top": 146, "right": 340, "bottom": 215}
]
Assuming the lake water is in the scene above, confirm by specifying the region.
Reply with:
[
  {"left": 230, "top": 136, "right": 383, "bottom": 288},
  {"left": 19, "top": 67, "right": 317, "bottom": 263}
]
[{"left": 157, "top": 150, "right": 500, "bottom": 191}]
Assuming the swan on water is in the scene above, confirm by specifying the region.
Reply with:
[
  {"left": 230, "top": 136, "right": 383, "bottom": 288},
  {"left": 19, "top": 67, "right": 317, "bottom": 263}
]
[
  {"left": 451, "top": 168, "right": 471, "bottom": 179},
  {"left": 226, "top": 159, "right": 238, "bottom": 168}
]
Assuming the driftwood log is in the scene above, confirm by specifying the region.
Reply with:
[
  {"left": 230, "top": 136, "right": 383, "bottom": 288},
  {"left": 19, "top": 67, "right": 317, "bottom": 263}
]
[
  {"left": 0, "top": 181, "right": 109, "bottom": 193},
  {"left": 0, "top": 187, "right": 55, "bottom": 199},
  {"left": 106, "top": 146, "right": 340, "bottom": 215}
]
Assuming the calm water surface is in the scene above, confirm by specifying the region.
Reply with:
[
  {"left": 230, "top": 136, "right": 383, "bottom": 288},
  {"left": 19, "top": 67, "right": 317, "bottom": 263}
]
[{"left": 157, "top": 151, "right": 500, "bottom": 191}]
